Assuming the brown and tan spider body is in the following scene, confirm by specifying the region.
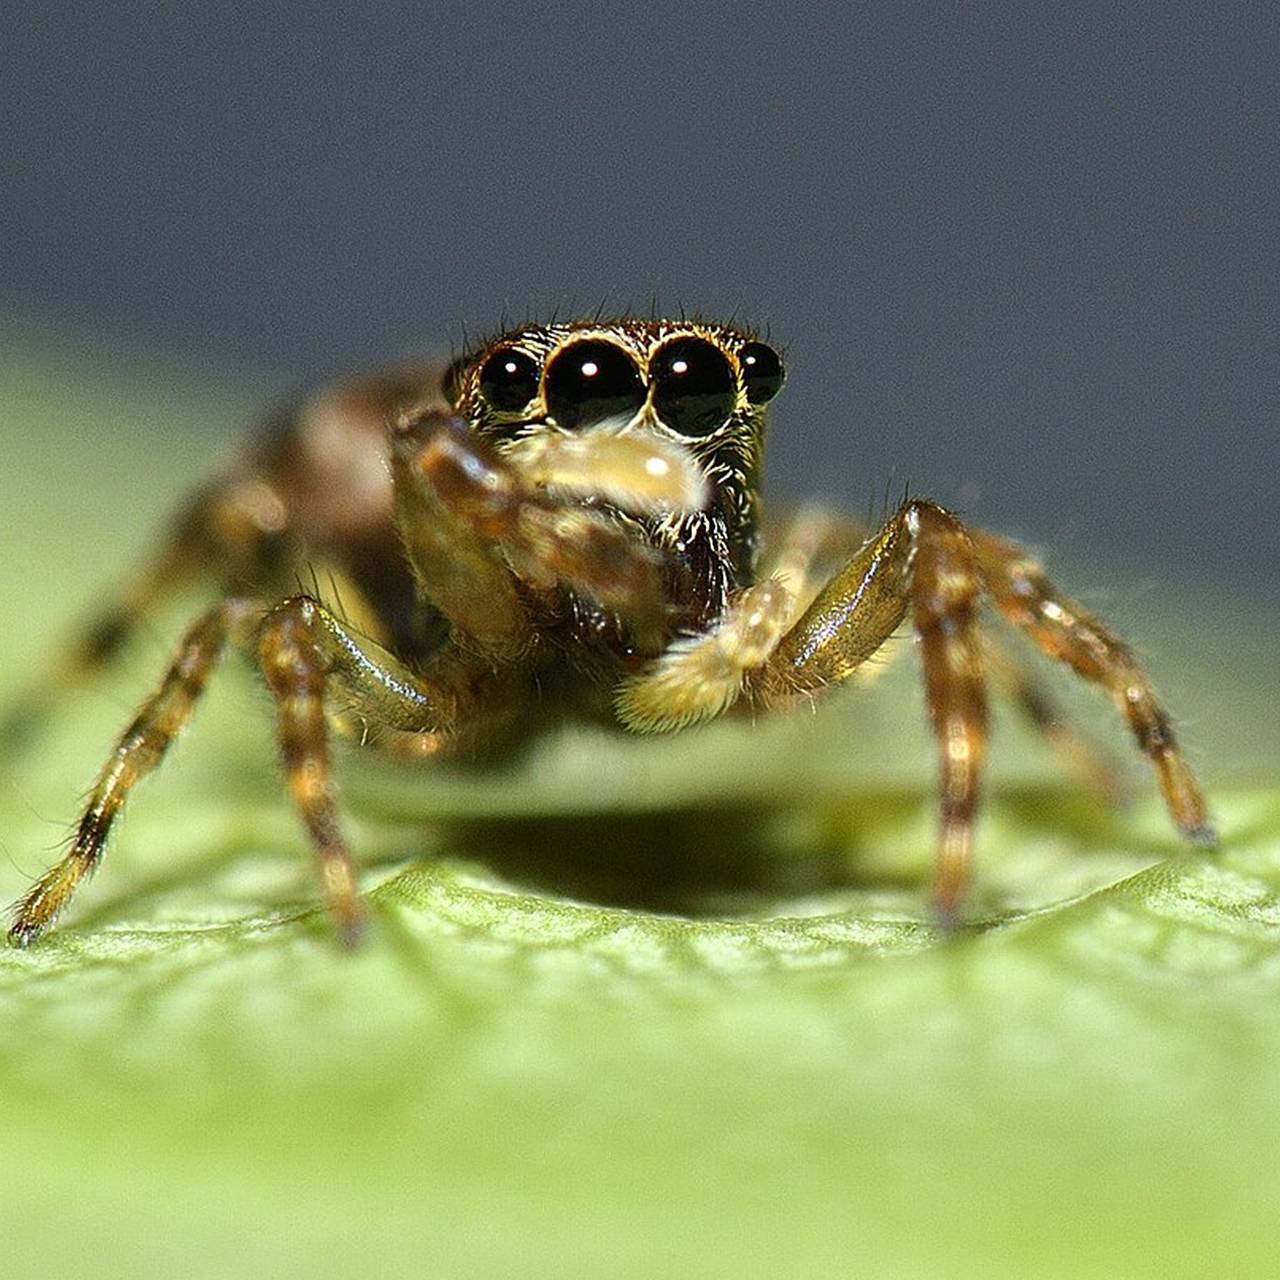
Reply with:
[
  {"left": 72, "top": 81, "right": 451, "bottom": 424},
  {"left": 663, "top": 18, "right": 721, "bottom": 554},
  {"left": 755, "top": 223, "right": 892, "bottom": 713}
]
[{"left": 5, "top": 317, "right": 1214, "bottom": 945}]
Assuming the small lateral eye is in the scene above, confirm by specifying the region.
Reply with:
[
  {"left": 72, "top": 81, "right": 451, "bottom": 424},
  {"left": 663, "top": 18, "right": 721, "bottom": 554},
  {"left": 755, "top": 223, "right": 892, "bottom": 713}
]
[
  {"left": 478, "top": 347, "right": 540, "bottom": 412},
  {"left": 739, "top": 341, "right": 785, "bottom": 404},
  {"left": 650, "top": 336, "right": 736, "bottom": 436},
  {"left": 544, "top": 339, "right": 645, "bottom": 430}
]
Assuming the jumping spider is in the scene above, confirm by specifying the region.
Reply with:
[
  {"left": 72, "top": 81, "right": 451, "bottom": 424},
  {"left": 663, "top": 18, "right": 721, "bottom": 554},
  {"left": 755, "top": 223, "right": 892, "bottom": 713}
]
[{"left": 5, "top": 317, "right": 1214, "bottom": 945}]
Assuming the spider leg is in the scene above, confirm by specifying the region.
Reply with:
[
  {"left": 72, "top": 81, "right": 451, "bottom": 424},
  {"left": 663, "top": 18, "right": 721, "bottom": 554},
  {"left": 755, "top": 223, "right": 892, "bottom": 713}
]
[
  {"left": 391, "top": 412, "right": 534, "bottom": 659},
  {"left": 751, "top": 498, "right": 1209, "bottom": 919},
  {"left": 763, "top": 505, "right": 870, "bottom": 615},
  {"left": 8, "top": 595, "right": 468, "bottom": 948},
  {"left": 906, "top": 502, "right": 989, "bottom": 919},
  {"left": 968, "top": 529, "right": 1213, "bottom": 842},
  {"left": 255, "top": 596, "right": 464, "bottom": 944},
  {"left": 980, "top": 630, "right": 1128, "bottom": 805},
  {"left": 8, "top": 598, "right": 259, "bottom": 946},
  {"left": 616, "top": 577, "right": 797, "bottom": 731},
  {"left": 0, "top": 477, "right": 289, "bottom": 756},
  {"left": 0, "top": 370, "right": 432, "bottom": 756},
  {"left": 752, "top": 501, "right": 992, "bottom": 917}
]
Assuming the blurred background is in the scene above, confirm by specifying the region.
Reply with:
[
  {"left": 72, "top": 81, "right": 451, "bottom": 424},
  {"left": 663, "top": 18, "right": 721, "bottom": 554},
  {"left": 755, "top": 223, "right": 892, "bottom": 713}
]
[{"left": 2, "top": 2, "right": 1276, "bottom": 585}]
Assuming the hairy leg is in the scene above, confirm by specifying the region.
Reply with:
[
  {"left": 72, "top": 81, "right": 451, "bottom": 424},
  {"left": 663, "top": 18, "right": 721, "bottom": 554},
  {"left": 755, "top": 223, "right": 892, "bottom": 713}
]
[
  {"left": 969, "top": 530, "right": 1213, "bottom": 842},
  {"left": 9, "top": 595, "right": 466, "bottom": 947},
  {"left": 980, "top": 631, "right": 1126, "bottom": 804},
  {"left": 753, "top": 501, "right": 988, "bottom": 916},
  {"left": 0, "top": 478, "right": 289, "bottom": 754},
  {"left": 0, "top": 368, "right": 437, "bottom": 756},
  {"left": 8, "top": 598, "right": 260, "bottom": 945},
  {"left": 707, "top": 507, "right": 1125, "bottom": 799},
  {"left": 763, "top": 506, "right": 870, "bottom": 615},
  {"left": 907, "top": 503, "right": 988, "bottom": 918},
  {"left": 754, "top": 498, "right": 1208, "bottom": 918},
  {"left": 615, "top": 577, "right": 797, "bottom": 731}
]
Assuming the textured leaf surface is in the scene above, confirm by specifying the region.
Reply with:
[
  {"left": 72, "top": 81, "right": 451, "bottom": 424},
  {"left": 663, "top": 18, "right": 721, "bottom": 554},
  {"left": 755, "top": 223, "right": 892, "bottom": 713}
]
[{"left": 2, "top": 330, "right": 1278, "bottom": 1279}]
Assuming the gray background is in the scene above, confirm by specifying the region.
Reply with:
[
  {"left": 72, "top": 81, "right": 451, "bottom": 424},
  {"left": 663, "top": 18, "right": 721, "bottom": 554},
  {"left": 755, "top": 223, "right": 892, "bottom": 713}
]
[{"left": 3, "top": 3, "right": 1276, "bottom": 585}]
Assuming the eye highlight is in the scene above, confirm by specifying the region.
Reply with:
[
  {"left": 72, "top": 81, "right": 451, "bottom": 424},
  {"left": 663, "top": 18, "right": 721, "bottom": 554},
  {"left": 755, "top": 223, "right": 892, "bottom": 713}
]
[
  {"left": 650, "top": 337, "right": 736, "bottom": 437},
  {"left": 478, "top": 347, "right": 540, "bottom": 412},
  {"left": 544, "top": 339, "right": 645, "bottom": 430},
  {"left": 739, "top": 341, "right": 785, "bottom": 404}
]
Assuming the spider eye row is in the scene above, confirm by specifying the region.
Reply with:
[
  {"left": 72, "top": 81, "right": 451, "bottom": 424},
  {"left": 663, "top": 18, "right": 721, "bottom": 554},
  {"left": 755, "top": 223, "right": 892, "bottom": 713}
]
[{"left": 476, "top": 336, "right": 784, "bottom": 436}]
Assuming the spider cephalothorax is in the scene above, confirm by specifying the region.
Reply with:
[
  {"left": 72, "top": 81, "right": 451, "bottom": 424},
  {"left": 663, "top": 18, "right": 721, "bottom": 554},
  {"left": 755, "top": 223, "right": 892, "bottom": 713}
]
[
  {"left": 450, "top": 319, "right": 785, "bottom": 630},
  {"left": 4, "top": 315, "right": 1213, "bottom": 947}
]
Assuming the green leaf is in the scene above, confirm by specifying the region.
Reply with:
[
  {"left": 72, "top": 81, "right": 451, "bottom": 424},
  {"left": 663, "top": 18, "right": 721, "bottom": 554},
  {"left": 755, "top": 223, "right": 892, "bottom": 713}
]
[{"left": 2, "top": 328, "right": 1278, "bottom": 1279}]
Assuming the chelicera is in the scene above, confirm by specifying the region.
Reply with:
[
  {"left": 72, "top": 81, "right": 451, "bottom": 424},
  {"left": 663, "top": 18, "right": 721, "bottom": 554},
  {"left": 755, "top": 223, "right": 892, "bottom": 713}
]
[{"left": 5, "top": 317, "right": 1214, "bottom": 945}]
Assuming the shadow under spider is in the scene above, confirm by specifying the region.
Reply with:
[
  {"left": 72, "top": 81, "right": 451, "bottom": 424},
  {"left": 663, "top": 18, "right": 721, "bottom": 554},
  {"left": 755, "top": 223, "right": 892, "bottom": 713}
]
[
  {"left": 434, "top": 783, "right": 1179, "bottom": 920},
  {"left": 436, "top": 806, "right": 854, "bottom": 917}
]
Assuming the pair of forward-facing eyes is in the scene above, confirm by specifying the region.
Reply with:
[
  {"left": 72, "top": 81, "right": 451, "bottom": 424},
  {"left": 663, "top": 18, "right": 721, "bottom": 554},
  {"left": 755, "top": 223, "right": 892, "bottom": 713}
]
[{"left": 471, "top": 335, "right": 785, "bottom": 437}]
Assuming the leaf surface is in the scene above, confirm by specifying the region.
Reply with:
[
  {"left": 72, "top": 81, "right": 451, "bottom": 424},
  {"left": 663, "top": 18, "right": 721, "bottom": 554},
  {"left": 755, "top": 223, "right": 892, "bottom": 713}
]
[{"left": 2, "top": 331, "right": 1278, "bottom": 1279}]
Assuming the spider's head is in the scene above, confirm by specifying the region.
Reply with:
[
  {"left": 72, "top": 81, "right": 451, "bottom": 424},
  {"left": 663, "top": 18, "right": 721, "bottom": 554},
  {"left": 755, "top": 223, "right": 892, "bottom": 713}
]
[{"left": 445, "top": 318, "right": 785, "bottom": 588}]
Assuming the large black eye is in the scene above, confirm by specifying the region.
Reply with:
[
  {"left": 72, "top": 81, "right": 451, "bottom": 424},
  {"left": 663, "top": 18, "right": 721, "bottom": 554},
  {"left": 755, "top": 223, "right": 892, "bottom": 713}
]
[
  {"left": 543, "top": 339, "right": 644, "bottom": 430},
  {"left": 478, "top": 347, "right": 540, "bottom": 412},
  {"left": 650, "top": 337, "right": 736, "bottom": 436},
  {"left": 739, "top": 342, "right": 785, "bottom": 404}
]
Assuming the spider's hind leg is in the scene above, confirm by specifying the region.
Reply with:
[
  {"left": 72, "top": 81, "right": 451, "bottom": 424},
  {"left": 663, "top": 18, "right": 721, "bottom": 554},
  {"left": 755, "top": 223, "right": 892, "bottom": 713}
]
[
  {"left": 0, "top": 475, "right": 289, "bottom": 757},
  {"left": 0, "top": 369, "right": 431, "bottom": 758},
  {"left": 980, "top": 630, "right": 1129, "bottom": 807}
]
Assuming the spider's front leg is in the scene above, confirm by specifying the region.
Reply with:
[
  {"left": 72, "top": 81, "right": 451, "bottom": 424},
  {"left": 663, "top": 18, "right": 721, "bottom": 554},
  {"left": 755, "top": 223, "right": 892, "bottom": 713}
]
[
  {"left": 755, "top": 498, "right": 1212, "bottom": 920},
  {"left": 8, "top": 595, "right": 471, "bottom": 948}
]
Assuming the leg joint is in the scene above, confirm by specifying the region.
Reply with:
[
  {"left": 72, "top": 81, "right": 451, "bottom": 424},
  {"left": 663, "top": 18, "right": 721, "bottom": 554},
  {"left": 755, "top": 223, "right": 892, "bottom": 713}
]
[{"left": 257, "top": 596, "right": 326, "bottom": 694}]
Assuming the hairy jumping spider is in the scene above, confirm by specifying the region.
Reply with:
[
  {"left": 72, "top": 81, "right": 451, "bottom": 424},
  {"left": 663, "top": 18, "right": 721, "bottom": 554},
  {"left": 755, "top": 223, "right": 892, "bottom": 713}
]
[{"left": 5, "top": 318, "right": 1214, "bottom": 945}]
